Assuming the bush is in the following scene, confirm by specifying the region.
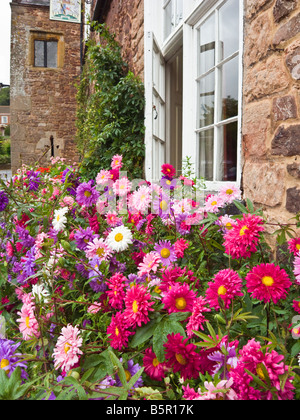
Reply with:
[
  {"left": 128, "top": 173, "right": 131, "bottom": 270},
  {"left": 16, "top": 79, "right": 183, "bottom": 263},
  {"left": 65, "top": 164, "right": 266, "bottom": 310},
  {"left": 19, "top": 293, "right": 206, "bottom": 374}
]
[{"left": 0, "top": 156, "right": 300, "bottom": 400}]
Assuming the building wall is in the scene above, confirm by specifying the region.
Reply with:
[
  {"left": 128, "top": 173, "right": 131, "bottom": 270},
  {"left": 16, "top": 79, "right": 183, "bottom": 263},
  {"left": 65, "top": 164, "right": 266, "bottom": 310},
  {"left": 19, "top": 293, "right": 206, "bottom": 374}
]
[
  {"left": 242, "top": 0, "right": 300, "bottom": 231},
  {"left": 10, "top": 1, "right": 81, "bottom": 173}
]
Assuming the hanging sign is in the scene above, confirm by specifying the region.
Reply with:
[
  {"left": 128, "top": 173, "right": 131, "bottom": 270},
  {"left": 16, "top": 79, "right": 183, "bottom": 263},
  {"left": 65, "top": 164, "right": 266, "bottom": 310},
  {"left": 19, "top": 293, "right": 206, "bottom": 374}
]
[{"left": 50, "top": 0, "right": 81, "bottom": 23}]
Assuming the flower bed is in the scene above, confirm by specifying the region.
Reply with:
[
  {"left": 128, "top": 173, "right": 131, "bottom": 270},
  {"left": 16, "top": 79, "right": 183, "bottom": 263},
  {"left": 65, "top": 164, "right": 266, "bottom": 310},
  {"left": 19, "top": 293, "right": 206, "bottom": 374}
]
[{"left": 0, "top": 155, "right": 300, "bottom": 400}]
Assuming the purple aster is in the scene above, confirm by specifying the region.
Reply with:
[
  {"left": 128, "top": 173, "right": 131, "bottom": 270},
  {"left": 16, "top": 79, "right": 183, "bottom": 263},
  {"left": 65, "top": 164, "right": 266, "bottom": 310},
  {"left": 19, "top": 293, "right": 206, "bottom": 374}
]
[
  {"left": 115, "top": 359, "right": 143, "bottom": 392},
  {"left": 152, "top": 192, "right": 171, "bottom": 218},
  {"left": 208, "top": 343, "right": 238, "bottom": 379},
  {"left": 22, "top": 246, "right": 36, "bottom": 277},
  {"left": 76, "top": 180, "right": 100, "bottom": 207},
  {"left": 75, "top": 263, "right": 89, "bottom": 279},
  {"left": 12, "top": 261, "right": 28, "bottom": 284},
  {"left": 89, "top": 257, "right": 107, "bottom": 292},
  {"left": 15, "top": 226, "right": 35, "bottom": 249},
  {"left": 109, "top": 256, "right": 126, "bottom": 275},
  {"left": 160, "top": 176, "right": 177, "bottom": 191},
  {"left": 74, "top": 227, "right": 98, "bottom": 251},
  {"left": 0, "top": 338, "right": 28, "bottom": 379},
  {"left": 154, "top": 240, "right": 177, "bottom": 267},
  {"left": 0, "top": 191, "right": 9, "bottom": 212},
  {"left": 175, "top": 213, "right": 191, "bottom": 235},
  {"left": 61, "top": 168, "right": 81, "bottom": 196},
  {"left": 26, "top": 170, "right": 41, "bottom": 192}
]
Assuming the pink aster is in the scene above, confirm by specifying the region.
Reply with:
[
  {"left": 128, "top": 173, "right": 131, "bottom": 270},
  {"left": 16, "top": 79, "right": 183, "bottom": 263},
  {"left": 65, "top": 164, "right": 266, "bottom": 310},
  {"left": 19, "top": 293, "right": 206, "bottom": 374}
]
[
  {"left": 174, "top": 238, "right": 189, "bottom": 258},
  {"left": 186, "top": 296, "right": 211, "bottom": 338},
  {"left": 223, "top": 213, "right": 265, "bottom": 259},
  {"left": 96, "top": 169, "right": 112, "bottom": 186},
  {"left": 293, "top": 299, "right": 300, "bottom": 314},
  {"left": 106, "top": 213, "right": 122, "bottom": 227},
  {"left": 163, "top": 333, "right": 202, "bottom": 380},
  {"left": 53, "top": 324, "right": 83, "bottom": 373},
  {"left": 107, "top": 311, "right": 134, "bottom": 351},
  {"left": 288, "top": 237, "right": 300, "bottom": 256},
  {"left": 218, "top": 183, "right": 242, "bottom": 204},
  {"left": 130, "top": 185, "right": 151, "bottom": 214},
  {"left": 143, "top": 348, "right": 166, "bottom": 381},
  {"left": 162, "top": 283, "right": 196, "bottom": 314},
  {"left": 111, "top": 154, "right": 123, "bottom": 170},
  {"left": 113, "top": 177, "right": 132, "bottom": 196},
  {"left": 246, "top": 263, "right": 292, "bottom": 304},
  {"left": 205, "top": 269, "right": 243, "bottom": 310},
  {"left": 106, "top": 272, "right": 126, "bottom": 310},
  {"left": 85, "top": 237, "right": 113, "bottom": 261},
  {"left": 17, "top": 301, "right": 40, "bottom": 341},
  {"left": 204, "top": 194, "right": 225, "bottom": 213},
  {"left": 123, "top": 284, "right": 155, "bottom": 328},
  {"left": 229, "top": 339, "right": 295, "bottom": 400},
  {"left": 293, "top": 254, "right": 300, "bottom": 284},
  {"left": 137, "top": 251, "right": 161, "bottom": 277}
]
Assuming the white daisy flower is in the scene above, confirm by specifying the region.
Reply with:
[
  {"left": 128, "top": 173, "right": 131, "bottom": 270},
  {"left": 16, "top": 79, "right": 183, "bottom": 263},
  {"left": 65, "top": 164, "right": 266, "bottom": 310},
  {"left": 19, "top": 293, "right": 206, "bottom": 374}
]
[
  {"left": 106, "top": 225, "right": 133, "bottom": 252},
  {"left": 32, "top": 283, "right": 50, "bottom": 303},
  {"left": 53, "top": 207, "right": 68, "bottom": 232}
]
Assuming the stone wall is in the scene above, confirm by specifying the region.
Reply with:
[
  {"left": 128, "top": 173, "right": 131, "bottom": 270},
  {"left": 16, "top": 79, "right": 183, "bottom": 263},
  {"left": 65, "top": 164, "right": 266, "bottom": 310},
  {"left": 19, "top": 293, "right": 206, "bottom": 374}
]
[
  {"left": 242, "top": 0, "right": 300, "bottom": 232},
  {"left": 93, "top": 0, "right": 144, "bottom": 80},
  {"left": 10, "top": 2, "right": 81, "bottom": 173}
]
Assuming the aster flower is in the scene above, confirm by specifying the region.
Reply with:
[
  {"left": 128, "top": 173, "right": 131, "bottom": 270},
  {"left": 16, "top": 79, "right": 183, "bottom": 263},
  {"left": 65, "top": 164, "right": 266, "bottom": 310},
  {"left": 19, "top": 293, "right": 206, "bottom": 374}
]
[
  {"left": 137, "top": 251, "right": 161, "bottom": 277},
  {"left": 0, "top": 338, "right": 28, "bottom": 379},
  {"left": 111, "top": 154, "right": 123, "bottom": 170},
  {"left": 218, "top": 184, "right": 242, "bottom": 204},
  {"left": 0, "top": 191, "right": 9, "bottom": 212},
  {"left": 52, "top": 207, "right": 68, "bottom": 232},
  {"left": 205, "top": 269, "right": 243, "bottom": 310},
  {"left": 160, "top": 176, "right": 177, "bottom": 190},
  {"left": 293, "top": 254, "right": 300, "bottom": 284},
  {"left": 175, "top": 213, "right": 191, "bottom": 235},
  {"left": 53, "top": 324, "right": 83, "bottom": 373},
  {"left": 161, "top": 163, "right": 176, "bottom": 178},
  {"left": 208, "top": 342, "right": 238, "bottom": 379},
  {"left": 163, "top": 333, "right": 202, "bottom": 380},
  {"left": 162, "top": 283, "right": 196, "bottom": 314},
  {"left": 292, "top": 299, "right": 300, "bottom": 314},
  {"left": 96, "top": 169, "right": 112, "bottom": 186},
  {"left": 88, "top": 257, "right": 106, "bottom": 293},
  {"left": 154, "top": 240, "right": 177, "bottom": 267},
  {"left": 205, "top": 194, "right": 225, "bottom": 213},
  {"left": 106, "top": 225, "right": 133, "bottom": 252},
  {"left": 215, "top": 215, "right": 237, "bottom": 233},
  {"left": 17, "top": 301, "right": 40, "bottom": 341},
  {"left": 107, "top": 312, "right": 134, "bottom": 351},
  {"left": 152, "top": 191, "right": 171, "bottom": 218},
  {"left": 186, "top": 296, "right": 211, "bottom": 338},
  {"left": 123, "top": 284, "right": 155, "bottom": 328},
  {"left": 32, "top": 283, "right": 50, "bottom": 303},
  {"left": 26, "top": 170, "right": 41, "bottom": 192},
  {"left": 115, "top": 358, "right": 143, "bottom": 391},
  {"left": 130, "top": 185, "right": 152, "bottom": 214},
  {"left": 174, "top": 238, "right": 189, "bottom": 258},
  {"left": 106, "top": 272, "right": 126, "bottom": 310},
  {"left": 74, "top": 227, "right": 97, "bottom": 251},
  {"left": 229, "top": 339, "right": 295, "bottom": 400},
  {"left": 288, "top": 237, "right": 300, "bottom": 256},
  {"left": 85, "top": 237, "right": 113, "bottom": 261},
  {"left": 76, "top": 180, "right": 100, "bottom": 207},
  {"left": 223, "top": 213, "right": 265, "bottom": 259},
  {"left": 143, "top": 348, "right": 166, "bottom": 381},
  {"left": 195, "top": 378, "right": 238, "bottom": 400},
  {"left": 113, "top": 177, "right": 132, "bottom": 197},
  {"left": 246, "top": 263, "right": 292, "bottom": 304},
  {"left": 173, "top": 198, "right": 192, "bottom": 215}
]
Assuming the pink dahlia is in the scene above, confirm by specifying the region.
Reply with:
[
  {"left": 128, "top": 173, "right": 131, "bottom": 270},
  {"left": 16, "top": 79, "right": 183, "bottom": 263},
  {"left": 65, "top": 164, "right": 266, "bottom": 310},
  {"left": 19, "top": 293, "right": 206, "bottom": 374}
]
[
  {"left": 53, "top": 324, "right": 83, "bottom": 373},
  {"left": 205, "top": 269, "right": 243, "bottom": 310},
  {"left": 163, "top": 333, "right": 202, "bottom": 380},
  {"left": 288, "top": 237, "right": 300, "bottom": 256},
  {"left": 186, "top": 296, "right": 211, "bottom": 338},
  {"left": 162, "top": 283, "right": 196, "bottom": 314},
  {"left": 107, "top": 311, "right": 134, "bottom": 351},
  {"left": 223, "top": 213, "right": 265, "bottom": 259},
  {"left": 246, "top": 263, "right": 292, "bottom": 304},
  {"left": 123, "top": 285, "right": 155, "bottom": 328},
  {"left": 17, "top": 302, "right": 40, "bottom": 341},
  {"left": 143, "top": 348, "right": 166, "bottom": 381},
  {"left": 229, "top": 339, "right": 295, "bottom": 400},
  {"left": 106, "top": 272, "right": 126, "bottom": 310}
]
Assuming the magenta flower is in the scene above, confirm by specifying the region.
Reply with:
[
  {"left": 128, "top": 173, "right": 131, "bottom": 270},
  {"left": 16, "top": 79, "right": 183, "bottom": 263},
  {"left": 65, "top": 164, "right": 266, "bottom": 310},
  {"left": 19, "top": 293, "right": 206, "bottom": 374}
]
[
  {"left": 162, "top": 283, "right": 196, "bottom": 314},
  {"left": 107, "top": 312, "right": 134, "bottom": 351},
  {"left": 123, "top": 284, "right": 155, "bottom": 328},
  {"left": 154, "top": 240, "right": 177, "bottom": 267},
  {"left": 143, "top": 348, "right": 166, "bottom": 381},
  {"left": 205, "top": 269, "right": 243, "bottom": 310}
]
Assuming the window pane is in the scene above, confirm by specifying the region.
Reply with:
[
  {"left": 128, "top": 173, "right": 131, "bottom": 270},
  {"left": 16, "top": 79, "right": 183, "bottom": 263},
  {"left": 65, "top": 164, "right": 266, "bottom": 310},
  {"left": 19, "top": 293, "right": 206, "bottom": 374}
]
[
  {"left": 199, "top": 129, "right": 214, "bottom": 181},
  {"left": 199, "top": 71, "right": 215, "bottom": 128},
  {"left": 34, "top": 40, "right": 44, "bottom": 67},
  {"left": 164, "top": 0, "right": 173, "bottom": 39},
  {"left": 175, "top": 0, "right": 183, "bottom": 26},
  {"left": 219, "top": 121, "right": 237, "bottom": 181},
  {"left": 219, "top": 0, "right": 239, "bottom": 61},
  {"left": 47, "top": 41, "right": 58, "bottom": 68},
  {"left": 199, "top": 13, "right": 215, "bottom": 75},
  {"left": 220, "top": 55, "right": 239, "bottom": 121}
]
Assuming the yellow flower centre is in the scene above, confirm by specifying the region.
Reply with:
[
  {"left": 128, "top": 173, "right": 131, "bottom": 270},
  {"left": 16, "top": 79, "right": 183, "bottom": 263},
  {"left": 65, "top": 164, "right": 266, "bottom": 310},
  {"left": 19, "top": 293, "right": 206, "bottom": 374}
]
[
  {"left": 64, "top": 343, "right": 71, "bottom": 354},
  {"left": 226, "top": 189, "right": 233, "bottom": 195},
  {"left": 115, "top": 160, "right": 119, "bottom": 166},
  {"left": 125, "top": 369, "right": 131, "bottom": 382},
  {"left": 115, "top": 327, "right": 119, "bottom": 336},
  {"left": 239, "top": 226, "right": 249, "bottom": 236},
  {"left": 0, "top": 359, "right": 9, "bottom": 370},
  {"left": 225, "top": 222, "right": 233, "bottom": 230},
  {"left": 262, "top": 276, "right": 274, "bottom": 287},
  {"left": 296, "top": 244, "right": 300, "bottom": 250},
  {"left": 256, "top": 363, "right": 266, "bottom": 380},
  {"left": 160, "top": 200, "right": 168, "bottom": 211},
  {"left": 132, "top": 300, "right": 139, "bottom": 313},
  {"left": 211, "top": 201, "right": 217, "bottom": 206},
  {"left": 160, "top": 248, "right": 170, "bottom": 259},
  {"left": 166, "top": 180, "right": 171, "bottom": 185},
  {"left": 115, "top": 233, "right": 124, "bottom": 243},
  {"left": 56, "top": 215, "right": 60, "bottom": 221},
  {"left": 25, "top": 316, "right": 30, "bottom": 328},
  {"left": 96, "top": 247, "right": 105, "bottom": 257},
  {"left": 175, "top": 297, "right": 187, "bottom": 310},
  {"left": 152, "top": 358, "right": 159, "bottom": 367},
  {"left": 218, "top": 285, "right": 227, "bottom": 296},
  {"left": 154, "top": 285, "right": 161, "bottom": 294},
  {"left": 175, "top": 353, "right": 187, "bottom": 366},
  {"left": 84, "top": 190, "right": 92, "bottom": 198}
]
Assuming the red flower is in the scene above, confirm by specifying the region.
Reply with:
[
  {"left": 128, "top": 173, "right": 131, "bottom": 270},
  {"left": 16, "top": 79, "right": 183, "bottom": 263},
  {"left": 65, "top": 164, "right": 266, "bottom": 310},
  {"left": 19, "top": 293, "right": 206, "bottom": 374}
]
[
  {"left": 161, "top": 164, "right": 176, "bottom": 178},
  {"left": 123, "top": 285, "right": 155, "bottom": 328},
  {"left": 107, "top": 311, "right": 134, "bottom": 351},
  {"left": 143, "top": 348, "right": 166, "bottom": 381}
]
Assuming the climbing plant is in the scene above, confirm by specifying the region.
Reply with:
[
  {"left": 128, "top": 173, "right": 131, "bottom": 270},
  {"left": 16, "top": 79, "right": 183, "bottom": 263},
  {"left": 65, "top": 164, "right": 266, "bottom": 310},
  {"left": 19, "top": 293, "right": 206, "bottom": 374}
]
[{"left": 76, "top": 22, "right": 145, "bottom": 180}]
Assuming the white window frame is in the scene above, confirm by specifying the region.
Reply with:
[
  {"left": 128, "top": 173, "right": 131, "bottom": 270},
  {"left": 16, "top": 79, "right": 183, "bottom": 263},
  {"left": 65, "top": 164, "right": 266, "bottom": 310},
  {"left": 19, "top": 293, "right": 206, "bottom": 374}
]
[
  {"left": 163, "top": 0, "right": 183, "bottom": 41},
  {"left": 1, "top": 116, "right": 8, "bottom": 124},
  {"left": 184, "top": 0, "right": 243, "bottom": 191}
]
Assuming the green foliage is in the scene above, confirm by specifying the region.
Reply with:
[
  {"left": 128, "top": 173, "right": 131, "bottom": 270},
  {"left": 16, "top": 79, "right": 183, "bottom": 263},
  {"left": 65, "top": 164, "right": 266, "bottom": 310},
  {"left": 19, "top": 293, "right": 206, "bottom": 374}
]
[
  {"left": 0, "top": 87, "right": 10, "bottom": 106},
  {"left": 76, "top": 22, "right": 145, "bottom": 180},
  {"left": 0, "top": 137, "right": 11, "bottom": 164}
]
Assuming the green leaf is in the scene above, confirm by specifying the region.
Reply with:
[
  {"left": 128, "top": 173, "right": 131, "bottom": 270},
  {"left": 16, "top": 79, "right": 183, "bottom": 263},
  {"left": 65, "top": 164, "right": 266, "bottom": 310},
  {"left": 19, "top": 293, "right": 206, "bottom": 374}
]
[
  {"left": 130, "top": 318, "right": 158, "bottom": 348},
  {"left": 233, "top": 200, "right": 249, "bottom": 214},
  {"left": 109, "top": 350, "right": 127, "bottom": 387},
  {"left": 126, "top": 367, "right": 144, "bottom": 391},
  {"left": 153, "top": 318, "right": 186, "bottom": 363}
]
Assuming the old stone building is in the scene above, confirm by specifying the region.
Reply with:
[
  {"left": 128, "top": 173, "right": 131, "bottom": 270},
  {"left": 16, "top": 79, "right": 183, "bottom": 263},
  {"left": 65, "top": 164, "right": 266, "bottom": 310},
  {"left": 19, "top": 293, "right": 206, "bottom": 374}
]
[
  {"left": 10, "top": 0, "right": 82, "bottom": 173},
  {"left": 90, "top": 0, "right": 300, "bottom": 228}
]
